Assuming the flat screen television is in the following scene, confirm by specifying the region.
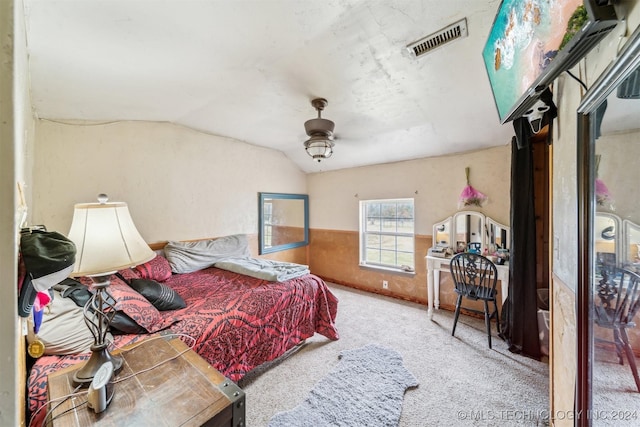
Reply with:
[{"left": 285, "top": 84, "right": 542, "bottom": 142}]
[{"left": 482, "top": 0, "right": 618, "bottom": 124}]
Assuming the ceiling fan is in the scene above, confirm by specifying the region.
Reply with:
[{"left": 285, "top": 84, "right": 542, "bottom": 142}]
[{"left": 303, "top": 98, "right": 335, "bottom": 162}]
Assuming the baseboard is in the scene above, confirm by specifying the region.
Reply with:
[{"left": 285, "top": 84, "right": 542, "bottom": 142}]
[
  {"left": 318, "top": 275, "right": 424, "bottom": 304},
  {"left": 319, "top": 275, "right": 488, "bottom": 320}
]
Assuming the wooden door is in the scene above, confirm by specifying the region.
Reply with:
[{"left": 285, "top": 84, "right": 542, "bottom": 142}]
[{"left": 532, "top": 131, "right": 551, "bottom": 292}]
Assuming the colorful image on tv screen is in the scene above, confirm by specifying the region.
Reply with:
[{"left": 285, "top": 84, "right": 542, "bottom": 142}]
[{"left": 482, "top": 0, "right": 582, "bottom": 122}]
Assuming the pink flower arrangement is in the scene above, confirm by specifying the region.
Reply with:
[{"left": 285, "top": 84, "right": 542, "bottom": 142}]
[
  {"left": 595, "top": 155, "right": 614, "bottom": 209},
  {"left": 458, "top": 167, "right": 488, "bottom": 209},
  {"left": 458, "top": 185, "right": 488, "bottom": 208},
  {"left": 595, "top": 178, "right": 612, "bottom": 207}
]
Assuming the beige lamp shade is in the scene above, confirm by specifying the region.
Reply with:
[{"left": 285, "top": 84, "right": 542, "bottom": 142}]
[{"left": 67, "top": 199, "right": 155, "bottom": 277}]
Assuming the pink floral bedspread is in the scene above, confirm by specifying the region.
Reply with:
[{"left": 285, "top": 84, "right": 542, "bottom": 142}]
[{"left": 27, "top": 268, "right": 339, "bottom": 426}]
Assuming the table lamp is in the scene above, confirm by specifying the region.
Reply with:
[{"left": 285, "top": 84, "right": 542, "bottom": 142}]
[{"left": 67, "top": 194, "right": 155, "bottom": 385}]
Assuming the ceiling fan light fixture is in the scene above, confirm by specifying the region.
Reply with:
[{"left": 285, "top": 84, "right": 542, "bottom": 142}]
[
  {"left": 304, "top": 118, "right": 335, "bottom": 136},
  {"left": 304, "top": 135, "right": 335, "bottom": 162},
  {"left": 303, "top": 98, "right": 336, "bottom": 162}
]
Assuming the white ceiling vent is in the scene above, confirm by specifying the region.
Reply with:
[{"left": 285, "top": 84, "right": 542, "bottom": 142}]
[{"left": 406, "top": 18, "right": 468, "bottom": 58}]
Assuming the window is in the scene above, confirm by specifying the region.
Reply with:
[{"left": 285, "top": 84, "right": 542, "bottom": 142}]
[
  {"left": 359, "top": 198, "right": 415, "bottom": 271},
  {"left": 263, "top": 201, "right": 273, "bottom": 248}
]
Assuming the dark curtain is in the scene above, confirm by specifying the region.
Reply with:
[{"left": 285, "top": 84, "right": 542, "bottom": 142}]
[
  {"left": 501, "top": 88, "right": 557, "bottom": 359},
  {"left": 501, "top": 131, "right": 541, "bottom": 359},
  {"left": 499, "top": 95, "right": 552, "bottom": 359}
]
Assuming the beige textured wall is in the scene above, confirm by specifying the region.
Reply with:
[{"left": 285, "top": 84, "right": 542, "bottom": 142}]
[
  {"left": 597, "top": 131, "right": 640, "bottom": 222},
  {"left": 549, "top": 72, "right": 581, "bottom": 425},
  {"left": 31, "top": 120, "right": 307, "bottom": 244},
  {"left": 3, "top": 0, "right": 34, "bottom": 424},
  {"left": 308, "top": 145, "right": 512, "bottom": 234},
  {"left": 0, "top": 2, "right": 18, "bottom": 425},
  {"left": 550, "top": 3, "right": 640, "bottom": 422},
  {"left": 306, "top": 145, "right": 511, "bottom": 301}
]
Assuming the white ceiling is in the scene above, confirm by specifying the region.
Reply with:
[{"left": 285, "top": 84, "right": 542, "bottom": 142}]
[{"left": 22, "top": 0, "right": 514, "bottom": 173}]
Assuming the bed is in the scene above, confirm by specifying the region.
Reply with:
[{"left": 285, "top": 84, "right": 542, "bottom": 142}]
[{"left": 26, "top": 235, "right": 339, "bottom": 427}]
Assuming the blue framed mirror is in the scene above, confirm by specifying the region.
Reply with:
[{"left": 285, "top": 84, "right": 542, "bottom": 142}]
[{"left": 259, "top": 193, "right": 309, "bottom": 254}]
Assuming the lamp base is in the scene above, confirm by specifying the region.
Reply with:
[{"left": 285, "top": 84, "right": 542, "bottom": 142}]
[{"left": 72, "top": 343, "right": 123, "bottom": 387}]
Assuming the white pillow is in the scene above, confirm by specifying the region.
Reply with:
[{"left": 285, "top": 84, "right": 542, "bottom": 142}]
[
  {"left": 164, "top": 234, "right": 251, "bottom": 274},
  {"left": 27, "top": 290, "right": 112, "bottom": 355}
]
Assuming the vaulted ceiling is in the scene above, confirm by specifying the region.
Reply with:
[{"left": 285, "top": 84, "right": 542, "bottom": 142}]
[{"left": 23, "top": 0, "right": 514, "bottom": 173}]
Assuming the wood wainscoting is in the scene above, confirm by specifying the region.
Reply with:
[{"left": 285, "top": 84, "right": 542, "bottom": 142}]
[
  {"left": 308, "top": 228, "right": 433, "bottom": 306},
  {"left": 551, "top": 273, "right": 576, "bottom": 427},
  {"left": 309, "top": 228, "right": 507, "bottom": 315}
]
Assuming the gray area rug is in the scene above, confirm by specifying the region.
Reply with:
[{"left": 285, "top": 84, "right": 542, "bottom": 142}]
[{"left": 268, "top": 344, "right": 418, "bottom": 427}]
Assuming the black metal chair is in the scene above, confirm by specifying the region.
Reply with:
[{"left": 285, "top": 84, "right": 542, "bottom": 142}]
[
  {"left": 449, "top": 252, "right": 501, "bottom": 348},
  {"left": 594, "top": 266, "right": 640, "bottom": 392}
]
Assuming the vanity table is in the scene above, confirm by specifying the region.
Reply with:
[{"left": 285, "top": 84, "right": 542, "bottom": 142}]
[
  {"left": 426, "top": 211, "right": 510, "bottom": 319},
  {"left": 425, "top": 254, "right": 509, "bottom": 319}
]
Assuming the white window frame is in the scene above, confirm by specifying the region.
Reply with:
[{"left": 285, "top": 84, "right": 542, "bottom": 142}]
[
  {"left": 263, "top": 202, "right": 273, "bottom": 248},
  {"left": 359, "top": 198, "right": 415, "bottom": 272}
]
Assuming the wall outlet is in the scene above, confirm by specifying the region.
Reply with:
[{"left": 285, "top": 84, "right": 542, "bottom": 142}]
[{"left": 382, "top": 280, "right": 389, "bottom": 289}]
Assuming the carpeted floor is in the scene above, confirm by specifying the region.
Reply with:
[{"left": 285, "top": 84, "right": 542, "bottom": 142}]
[
  {"left": 592, "top": 347, "right": 640, "bottom": 426},
  {"left": 240, "top": 283, "right": 550, "bottom": 426}
]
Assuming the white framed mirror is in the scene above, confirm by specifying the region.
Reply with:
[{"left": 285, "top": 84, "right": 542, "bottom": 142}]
[
  {"left": 623, "top": 219, "right": 640, "bottom": 271},
  {"left": 432, "top": 216, "right": 452, "bottom": 248},
  {"left": 595, "top": 212, "right": 621, "bottom": 268},
  {"left": 430, "top": 212, "right": 510, "bottom": 257},
  {"left": 486, "top": 217, "right": 510, "bottom": 252},
  {"left": 453, "top": 211, "right": 484, "bottom": 253}
]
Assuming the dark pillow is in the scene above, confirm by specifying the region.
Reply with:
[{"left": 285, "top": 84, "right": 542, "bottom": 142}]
[
  {"left": 109, "top": 311, "right": 147, "bottom": 335},
  {"left": 128, "top": 278, "right": 186, "bottom": 311},
  {"left": 54, "top": 278, "right": 149, "bottom": 335},
  {"left": 56, "top": 278, "right": 92, "bottom": 306},
  {"left": 134, "top": 255, "right": 172, "bottom": 282},
  {"left": 108, "top": 278, "right": 176, "bottom": 332},
  {"left": 68, "top": 276, "right": 176, "bottom": 333}
]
